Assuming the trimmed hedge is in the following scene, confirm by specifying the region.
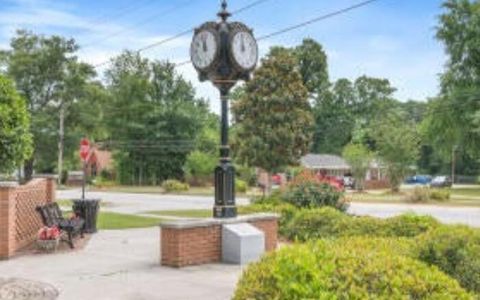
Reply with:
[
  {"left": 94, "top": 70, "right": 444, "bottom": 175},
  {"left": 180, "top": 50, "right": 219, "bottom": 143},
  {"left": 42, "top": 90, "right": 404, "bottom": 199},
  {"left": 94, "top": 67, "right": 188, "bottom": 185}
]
[
  {"left": 162, "top": 180, "right": 189, "bottom": 193},
  {"left": 415, "top": 225, "right": 480, "bottom": 293},
  {"left": 284, "top": 207, "right": 440, "bottom": 241},
  {"left": 234, "top": 239, "right": 473, "bottom": 300},
  {"left": 235, "top": 179, "right": 248, "bottom": 193}
]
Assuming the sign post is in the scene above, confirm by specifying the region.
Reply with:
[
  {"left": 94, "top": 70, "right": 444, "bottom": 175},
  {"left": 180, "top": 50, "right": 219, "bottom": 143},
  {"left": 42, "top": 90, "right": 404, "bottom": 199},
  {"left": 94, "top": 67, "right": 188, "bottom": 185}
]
[{"left": 79, "top": 138, "right": 90, "bottom": 200}]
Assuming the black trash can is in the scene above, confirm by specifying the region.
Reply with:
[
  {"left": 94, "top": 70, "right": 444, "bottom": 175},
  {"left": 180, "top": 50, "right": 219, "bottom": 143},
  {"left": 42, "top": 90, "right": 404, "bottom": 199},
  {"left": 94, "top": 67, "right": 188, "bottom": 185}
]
[{"left": 72, "top": 199, "right": 101, "bottom": 234}]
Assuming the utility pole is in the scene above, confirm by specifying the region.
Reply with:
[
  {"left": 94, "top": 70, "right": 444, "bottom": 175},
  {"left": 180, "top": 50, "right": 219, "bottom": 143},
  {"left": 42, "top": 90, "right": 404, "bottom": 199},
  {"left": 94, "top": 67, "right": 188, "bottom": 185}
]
[
  {"left": 451, "top": 145, "right": 458, "bottom": 185},
  {"left": 57, "top": 104, "right": 65, "bottom": 185}
]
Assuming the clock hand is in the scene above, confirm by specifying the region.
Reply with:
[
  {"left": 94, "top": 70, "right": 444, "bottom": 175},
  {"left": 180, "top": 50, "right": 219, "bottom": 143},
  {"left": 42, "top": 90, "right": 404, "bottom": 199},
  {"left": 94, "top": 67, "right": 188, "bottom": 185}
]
[{"left": 201, "top": 35, "right": 207, "bottom": 52}]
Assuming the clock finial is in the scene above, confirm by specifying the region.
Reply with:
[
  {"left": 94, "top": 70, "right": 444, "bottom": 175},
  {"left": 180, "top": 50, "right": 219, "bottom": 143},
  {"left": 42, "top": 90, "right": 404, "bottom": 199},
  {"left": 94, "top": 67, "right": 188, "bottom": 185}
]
[{"left": 218, "top": 0, "right": 231, "bottom": 22}]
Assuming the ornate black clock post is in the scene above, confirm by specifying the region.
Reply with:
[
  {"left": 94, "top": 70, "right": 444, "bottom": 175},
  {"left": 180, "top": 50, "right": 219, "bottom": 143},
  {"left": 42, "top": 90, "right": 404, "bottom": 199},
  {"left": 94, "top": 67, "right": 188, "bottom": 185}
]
[{"left": 190, "top": 1, "right": 258, "bottom": 218}]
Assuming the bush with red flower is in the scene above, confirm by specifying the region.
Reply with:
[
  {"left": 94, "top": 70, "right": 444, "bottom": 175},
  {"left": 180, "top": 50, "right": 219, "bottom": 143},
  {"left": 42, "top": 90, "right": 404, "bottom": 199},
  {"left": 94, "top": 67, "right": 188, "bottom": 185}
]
[{"left": 283, "top": 170, "right": 349, "bottom": 211}]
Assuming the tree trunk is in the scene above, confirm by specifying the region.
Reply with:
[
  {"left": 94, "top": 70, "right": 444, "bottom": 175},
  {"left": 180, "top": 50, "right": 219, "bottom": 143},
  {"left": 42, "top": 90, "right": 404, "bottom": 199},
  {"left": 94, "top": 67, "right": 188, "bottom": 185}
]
[
  {"left": 57, "top": 105, "right": 65, "bottom": 185},
  {"left": 266, "top": 172, "right": 273, "bottom": 196},
  {"left": 23, "top": 157, "right": 34, "bottom": 182}
]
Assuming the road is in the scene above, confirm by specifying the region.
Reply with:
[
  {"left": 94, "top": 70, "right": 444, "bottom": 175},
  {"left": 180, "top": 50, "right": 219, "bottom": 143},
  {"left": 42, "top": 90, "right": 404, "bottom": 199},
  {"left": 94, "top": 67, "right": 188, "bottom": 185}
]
[{"left": 58, "top": 189, "right": 480, "bottom": 227}]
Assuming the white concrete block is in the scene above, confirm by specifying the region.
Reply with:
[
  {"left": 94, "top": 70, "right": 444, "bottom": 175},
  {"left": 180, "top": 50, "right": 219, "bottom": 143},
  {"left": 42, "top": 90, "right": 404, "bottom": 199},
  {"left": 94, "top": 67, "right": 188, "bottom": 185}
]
[{"left": 222, "top": 223, "right": 265, "bottom": 265}]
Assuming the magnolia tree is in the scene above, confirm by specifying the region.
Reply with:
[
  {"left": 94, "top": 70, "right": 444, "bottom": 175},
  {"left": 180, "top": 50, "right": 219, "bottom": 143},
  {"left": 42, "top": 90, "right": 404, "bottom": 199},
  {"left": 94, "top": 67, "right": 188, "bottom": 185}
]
[
  {"left": 232, "top": 49, "right": 314, "bottom": 193},
  {"left": 0, "top": 75, "right": 32, "bottom": 175}
]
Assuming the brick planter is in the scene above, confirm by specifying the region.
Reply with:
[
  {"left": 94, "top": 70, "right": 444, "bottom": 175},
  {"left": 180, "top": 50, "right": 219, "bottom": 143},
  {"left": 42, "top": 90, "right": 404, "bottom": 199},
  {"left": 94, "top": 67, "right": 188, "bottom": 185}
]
[
  {"left": 160, "top": 214, "right": 279, "bottom": 268},
  {"left": 0, "top": 176, "right": 57, "bottom": 259}
]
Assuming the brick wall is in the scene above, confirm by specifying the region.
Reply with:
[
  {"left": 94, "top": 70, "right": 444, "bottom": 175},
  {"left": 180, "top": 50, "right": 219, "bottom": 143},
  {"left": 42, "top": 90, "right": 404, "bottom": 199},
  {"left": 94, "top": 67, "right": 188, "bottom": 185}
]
[
  {"left": 0, "top": 176, "right": 56, "bottom": 259},
  {"left": 161, "top": 216, "right": 279, "bottom": 268}
]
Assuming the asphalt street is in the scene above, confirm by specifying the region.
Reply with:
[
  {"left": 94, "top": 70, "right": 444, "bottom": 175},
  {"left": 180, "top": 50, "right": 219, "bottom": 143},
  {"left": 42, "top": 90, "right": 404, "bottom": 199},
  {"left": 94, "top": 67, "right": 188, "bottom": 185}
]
[{"left": 58, "top": 189, "right": 480, "bottom": 227}]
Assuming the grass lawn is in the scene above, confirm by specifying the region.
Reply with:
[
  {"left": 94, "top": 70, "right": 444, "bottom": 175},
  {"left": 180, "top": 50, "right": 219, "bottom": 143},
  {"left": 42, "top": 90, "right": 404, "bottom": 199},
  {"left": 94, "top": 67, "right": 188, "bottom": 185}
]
[
  {"left": 346, "top": 186, "right": 480, "bottom": 207},
  {"left": 57, "top": 199, "right": 112, "bottom": 208},
  {"left": 89, "top": 185, "right": 253, "bottom": 197},
  {"left": 97, "top": 212, "right": 163, "bottom": 230}
]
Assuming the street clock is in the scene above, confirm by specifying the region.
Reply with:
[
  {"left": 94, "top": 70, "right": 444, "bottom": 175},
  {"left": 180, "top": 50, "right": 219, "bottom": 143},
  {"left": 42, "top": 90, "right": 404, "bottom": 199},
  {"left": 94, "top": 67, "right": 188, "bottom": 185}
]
[
  {"left": 190, "top": 4, "right": 258, "bottom": 90},
  {"left": 190, "top": 1, "right": 258, "bottom": 219}
]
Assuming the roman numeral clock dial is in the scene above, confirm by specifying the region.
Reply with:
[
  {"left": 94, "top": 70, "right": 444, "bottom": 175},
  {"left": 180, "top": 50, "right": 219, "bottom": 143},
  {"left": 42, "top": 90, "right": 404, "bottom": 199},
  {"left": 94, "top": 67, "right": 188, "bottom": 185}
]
[
  {"left": 191, "top": 30, "right": 218, "bottom": 71},
  {"left": 231, "top": 31, "right": 258, "bottom": 71}
]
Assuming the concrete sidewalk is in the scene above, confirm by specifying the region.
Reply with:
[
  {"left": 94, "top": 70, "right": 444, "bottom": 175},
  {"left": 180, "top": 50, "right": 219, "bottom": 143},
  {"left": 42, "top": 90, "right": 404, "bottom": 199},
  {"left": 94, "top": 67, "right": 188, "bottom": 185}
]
[{"left": 0, "top": 228, "right": 243, "bottom": 300}]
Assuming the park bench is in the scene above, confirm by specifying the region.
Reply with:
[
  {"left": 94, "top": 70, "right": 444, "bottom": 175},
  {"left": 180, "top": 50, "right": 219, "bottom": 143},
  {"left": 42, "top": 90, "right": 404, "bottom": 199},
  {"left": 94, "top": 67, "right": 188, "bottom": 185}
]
[{"left": 36, "top": 202, "right": 85, "bottom": 249}]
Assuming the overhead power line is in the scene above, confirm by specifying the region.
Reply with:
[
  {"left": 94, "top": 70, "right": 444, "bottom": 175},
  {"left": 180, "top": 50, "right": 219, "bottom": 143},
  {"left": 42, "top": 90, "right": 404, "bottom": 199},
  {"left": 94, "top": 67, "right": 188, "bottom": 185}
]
[
  {"left": 83, "top": 0, "right": 196, "bottom": 49},
  {"left": 257, "top": 0, "right": 380, "bottom": 41},
  {"left": 90, "top": 0, "right": 157, "bottom": 27},
  {"left": 173, "top": 0, "right": 382, "bottom": 69},
  {"left": 231, "top": 0, "right": 271, "bottom": 14},
  {"left": 93, "top": 0, "right": 274, "bottom": 68}
]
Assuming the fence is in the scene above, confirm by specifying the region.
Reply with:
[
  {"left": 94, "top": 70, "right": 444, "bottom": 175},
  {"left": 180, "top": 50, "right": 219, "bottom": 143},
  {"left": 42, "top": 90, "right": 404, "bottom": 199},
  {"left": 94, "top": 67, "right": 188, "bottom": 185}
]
[{"left": 0, "top": 175, "right": 56, "bottom": 259}]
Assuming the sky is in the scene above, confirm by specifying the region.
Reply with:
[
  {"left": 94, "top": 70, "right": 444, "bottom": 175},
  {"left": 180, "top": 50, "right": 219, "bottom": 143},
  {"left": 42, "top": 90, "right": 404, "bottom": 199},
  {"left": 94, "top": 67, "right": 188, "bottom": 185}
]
[{"left": 0, "top": 0, "right": 446, "bottom": 114}]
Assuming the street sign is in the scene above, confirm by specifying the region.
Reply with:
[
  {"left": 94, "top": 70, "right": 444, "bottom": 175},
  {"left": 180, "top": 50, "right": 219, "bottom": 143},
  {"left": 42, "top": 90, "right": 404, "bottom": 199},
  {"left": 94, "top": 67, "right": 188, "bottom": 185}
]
[{"left": 79, "top": 138, "right": 90, "bottom": 162}]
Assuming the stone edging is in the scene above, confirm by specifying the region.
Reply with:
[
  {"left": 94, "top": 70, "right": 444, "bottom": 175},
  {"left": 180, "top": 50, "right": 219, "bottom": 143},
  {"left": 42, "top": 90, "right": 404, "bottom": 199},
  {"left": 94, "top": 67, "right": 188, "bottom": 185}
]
[
  {"left": 0, "top": 182, "right": 19, "bottom": 188},
  {"left": 33, "top": 174, "right": 59, "bottom": 180},
  {"left": 159, "top": 213, "right": 280, "bottom": 229}
]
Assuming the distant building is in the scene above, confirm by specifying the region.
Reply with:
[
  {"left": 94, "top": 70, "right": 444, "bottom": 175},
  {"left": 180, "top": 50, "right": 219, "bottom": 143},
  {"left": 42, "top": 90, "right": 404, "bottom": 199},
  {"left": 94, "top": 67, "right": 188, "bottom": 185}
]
[
  {"left": 86, "top": 147, "right": 113, "bottom": 177},
  {"left": 301, "top": 154, "right": 387, "bottom": 181}
]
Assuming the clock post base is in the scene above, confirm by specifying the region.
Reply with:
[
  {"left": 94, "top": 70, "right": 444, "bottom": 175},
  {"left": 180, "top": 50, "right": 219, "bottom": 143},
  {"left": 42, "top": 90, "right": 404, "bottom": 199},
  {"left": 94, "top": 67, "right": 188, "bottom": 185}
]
[
  {"left": 214, "top": 162, "right": 236, "bottom": 219},
  {"left": 213, "top": 205, "right": 237, "bottom": 218}
]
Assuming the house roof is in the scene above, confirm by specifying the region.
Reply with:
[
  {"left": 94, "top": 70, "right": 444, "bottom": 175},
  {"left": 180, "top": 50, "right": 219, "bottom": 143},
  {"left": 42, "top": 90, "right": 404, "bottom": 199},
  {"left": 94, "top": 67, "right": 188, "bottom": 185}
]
[{"left": 301, "top": 154, "right": 350, "bottom": 170}]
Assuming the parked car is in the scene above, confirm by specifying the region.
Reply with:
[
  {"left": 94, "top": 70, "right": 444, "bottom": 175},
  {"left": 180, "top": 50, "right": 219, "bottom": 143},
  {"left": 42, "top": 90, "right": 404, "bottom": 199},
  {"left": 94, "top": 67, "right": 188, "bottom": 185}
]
[
  {"left": 430, "top": 176, "right": 453, "bottom": 188},
  {"left": 343, "top": 176, "right": 355, "bottom": 189},
  {"left": 405, "top": 175, "right": 432, "bottom": 185}
]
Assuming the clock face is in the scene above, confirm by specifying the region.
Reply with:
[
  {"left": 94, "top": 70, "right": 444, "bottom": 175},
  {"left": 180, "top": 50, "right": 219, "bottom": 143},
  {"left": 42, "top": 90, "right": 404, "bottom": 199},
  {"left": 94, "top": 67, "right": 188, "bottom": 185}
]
[
  {"left": 231, "top": 31, "right": 258, "bottom": 71},
  {"left": 191, "top": 30, "right": 218, "bottom": 70}
]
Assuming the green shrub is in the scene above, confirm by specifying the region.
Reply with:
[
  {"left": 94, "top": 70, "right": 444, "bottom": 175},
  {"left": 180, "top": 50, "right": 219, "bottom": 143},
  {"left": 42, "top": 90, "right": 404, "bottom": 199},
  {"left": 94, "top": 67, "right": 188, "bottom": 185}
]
[
  {"left": 184, "top": 151, "right": 216, "bottom": 186},
  {"left": 284, "top": 207, "right": 349, "bottom": 241},
  {"left": 430, "top": 188, "right": 451, "bottom": 201},
  {"left": 283, "top": 181, "right": 347, "bottom": 211},
  {"left": 93, "top": 177, "right": 116, "bottom": 188},
  {"left": 235, "top": 179, "right": 248, "bottom": 193},
  {"left": 285, "top": 208, "right": 440, "bottom": 242},
  {"left": 384, "top": 213, "right": 440, "bottom": 237},
  {"left": 405, "top": 187, "right": 451, "bottom": 203},
  {"left": 234, "top": 240, "right": 472, "bottom": 300},
  {"left": 162, "top": 180, "right": 189, "bottom": 193},
  {"left": 406, "top": 186, "right": 430, "bottom": 203},
  {"left": 415, "top": 225, "right": 480, "bottom": 293}
]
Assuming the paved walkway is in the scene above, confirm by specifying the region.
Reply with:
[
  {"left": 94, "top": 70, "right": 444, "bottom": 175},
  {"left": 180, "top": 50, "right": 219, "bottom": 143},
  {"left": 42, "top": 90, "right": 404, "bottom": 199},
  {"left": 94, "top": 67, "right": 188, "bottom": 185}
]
[{"left": 0, "top": 228, "right": 242, "bottom": 300}]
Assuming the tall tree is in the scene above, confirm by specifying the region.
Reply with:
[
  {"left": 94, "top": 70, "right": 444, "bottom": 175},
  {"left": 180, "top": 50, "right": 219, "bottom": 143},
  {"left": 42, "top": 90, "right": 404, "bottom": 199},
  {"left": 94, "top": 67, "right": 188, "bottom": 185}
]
[
  {"left": 0, "top": 30, "right": 93, "bottom": 180},
  {"left": 294, "top": 38, "right": 330, "bottom": 95},
  {"left": 342, "top": 143, "right": 373, "bottom": 191},
  {"left": 311, "top": 79, "right": 355, "bottom": 154},
  {"left": 420, "top": 0, "right": 480, "bottom": 176},
  {"left": 232, "top": 49, "right": 314, "bottom": 190},
  {"left": 0, "top": 75, "right": 32, "bottom": 175},
  {"left": 105, "top": 51, "right": 207, "bottom": 185},
  {"left": 372, "top": 112, "right": 420, "bottom": 192},
  {"left": 353, "top": 76, "right": 397, "bottom": 121}
]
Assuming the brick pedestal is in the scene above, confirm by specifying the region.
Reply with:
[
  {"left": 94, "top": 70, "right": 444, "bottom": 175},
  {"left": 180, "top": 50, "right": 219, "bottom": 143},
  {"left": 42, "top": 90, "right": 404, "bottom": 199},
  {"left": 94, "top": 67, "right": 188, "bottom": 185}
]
[{"left": 160, "top": 214, "right": 279, "bottom": 268}]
